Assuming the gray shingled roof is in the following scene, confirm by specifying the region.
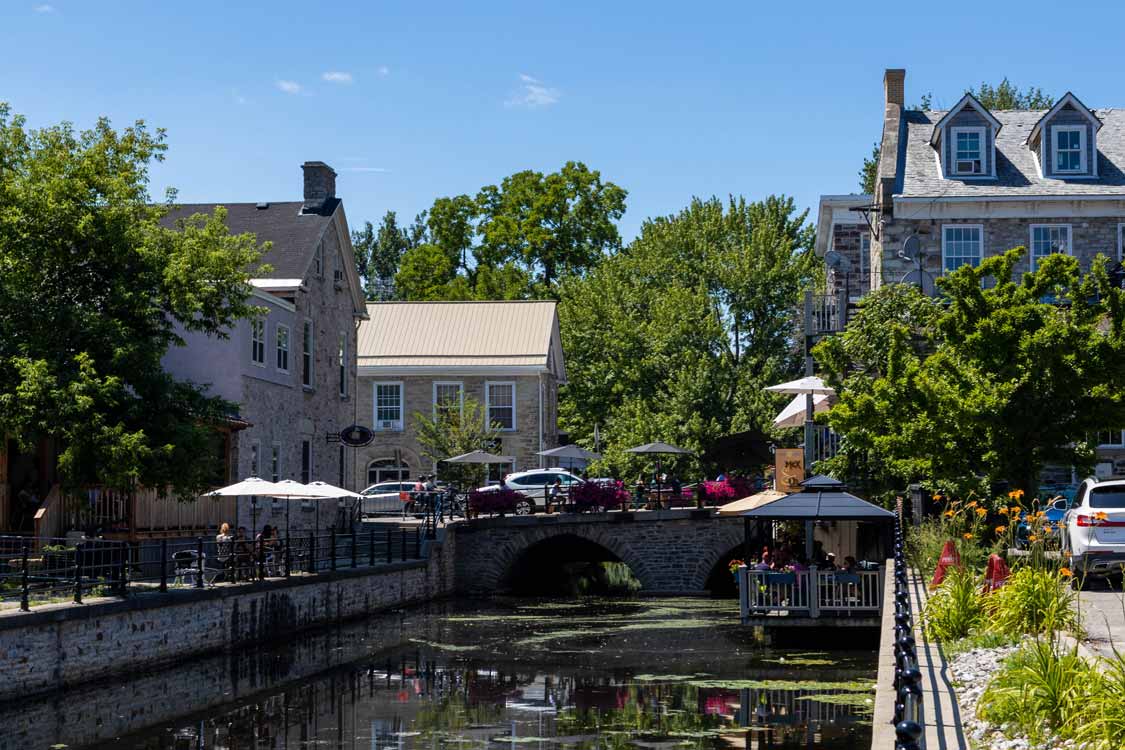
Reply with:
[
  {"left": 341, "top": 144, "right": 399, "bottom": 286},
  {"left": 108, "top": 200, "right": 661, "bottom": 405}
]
[
  {"left": 161, "top": 199, "right": 340, "bottom": 279},
  {"left": 899, "top": 109, "right": 1125, "bottom": 198}
]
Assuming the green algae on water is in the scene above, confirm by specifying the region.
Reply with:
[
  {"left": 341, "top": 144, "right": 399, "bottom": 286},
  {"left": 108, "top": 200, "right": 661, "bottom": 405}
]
[{"left": 687, "top": 678, "right": 875, "bottom": 691}]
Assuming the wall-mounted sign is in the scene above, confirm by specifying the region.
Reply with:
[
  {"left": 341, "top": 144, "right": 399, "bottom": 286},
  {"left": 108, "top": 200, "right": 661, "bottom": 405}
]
[
  {"left": 775, "top": 448, "right": 805, "bottom": 493},
  {"left": 338, "top": 424, "right": 374, "bottom": 447}
]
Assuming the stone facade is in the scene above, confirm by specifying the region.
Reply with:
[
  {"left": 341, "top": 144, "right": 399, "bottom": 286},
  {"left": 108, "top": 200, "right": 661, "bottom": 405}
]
[
  {"left": 355, "top": 373, "right": 559, "bottom": 487},
  {"left": 453, "top": 510, "right": 744, "bottom": 594}
]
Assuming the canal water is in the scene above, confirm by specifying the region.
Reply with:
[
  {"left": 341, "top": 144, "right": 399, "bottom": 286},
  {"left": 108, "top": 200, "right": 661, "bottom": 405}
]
[{"left": 8, "top": 598, "right": 876, "bottom": 750}]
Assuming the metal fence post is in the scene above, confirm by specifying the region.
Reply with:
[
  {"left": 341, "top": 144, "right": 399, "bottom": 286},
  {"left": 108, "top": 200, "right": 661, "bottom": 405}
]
[
  {"left": 400, "top": 528, "right": 407, "bottom": 562},
  {"left": 74, "top": 542, "right": 84, "bottom": 604},
  {"left": 20, "top": 541, "right": 30, "bottom": 612},
  {"left": 414, "top": 526, "right": 421, "bottom": 558},
  {"left": 351, "top": 529, "right": 357, "bottom": 569},
  {"left": 284, "top": 538, "right": 291, "bottom": 579},
  {"left": 159, "top": 538, "right": 168, "bottom": 593},
  {"left": 119, "top": 542, "right": 129, "bottom": 596},
  {"left": 330, "top": 530, "right": 337, "bottom": 572},
  {"left": 368, "top": 528, "right": 375, "bottom": 567},
  {"left": 257, "top": 539, "right": 265, "bottom": 581},
  {"left": 309, "top": 532, "right": 316, "bottom": 574},
  {"left": 195, "top": 537, "right": 204, "bottom": 589}
]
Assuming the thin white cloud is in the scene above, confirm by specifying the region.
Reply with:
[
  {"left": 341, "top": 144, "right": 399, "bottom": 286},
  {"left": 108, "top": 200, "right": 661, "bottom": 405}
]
[
  {"left": 276, "top": 80, "right": 302, "bottom": 95},
  {"left": 342, "top": 167, "right": 390, "bottom": 173},
  {"left": 322, "top": 71, "right": 353, "bottom": 84},
  {"left": 33, "top": 3, "right": 55, "bottom": 12},
  {"left": 506, "top": 73, "right": 560, "bottom": 109},
  {"left": 377, "top": 65, "right": 391, "bottom": 78}
]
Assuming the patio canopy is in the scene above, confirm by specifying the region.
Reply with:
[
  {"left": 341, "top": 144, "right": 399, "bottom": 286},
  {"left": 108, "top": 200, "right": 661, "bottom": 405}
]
[
  {"left": 444, "top": 450, "right": 516, "bottom": 464},
  {"left": 536, "top": 444, "right": 602, "bottom": 461},
  {"left": 764, "top": 376, "right": 835, "bottom": 396},
  {"left": 773, "top": 393, "right": 832, "bottom": 429},
  {"left": 738, "top": 489, "right": 894, "bottom": 522},
  {"left": 302, "top": 481, "right": 363, "bottom": 499},
  {"left": 799, "top": 474, "right": 846, "bottom": 490},
  {"left": 716, "top": 489, "right": 787, "bottom": 516},
  {"left": 205, "top": 477, "right": 288, "bottom": 497},
  {"left": 626, "top": 441, "right": 692, "bottom": 455}
]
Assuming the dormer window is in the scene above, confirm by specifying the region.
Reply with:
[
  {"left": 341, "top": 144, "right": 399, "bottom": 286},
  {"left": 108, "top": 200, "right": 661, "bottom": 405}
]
[
  {"left": 952, "top": 127, "right": 985, "bottom": 175},
  {"left": 1054, "top": 126, "right": 1086, "bottom": 173}
]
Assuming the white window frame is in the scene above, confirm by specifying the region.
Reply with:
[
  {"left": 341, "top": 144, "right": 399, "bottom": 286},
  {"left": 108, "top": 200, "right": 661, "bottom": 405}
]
[
  {"left": 1053, "top": 125, "right": 1087, "bottom": 174},
  {"left": 250, "top": 318, "right": 266, "bottom": 367},
  {"left": 950, "top": 126, "right": 987, "bottom": 176},
  {"left": 1097, "top": 430, "right": 1125, "bottom": 448},
  {"left": 301, "top": 320, "right": 314, "bottom": 389},
  {"left": 485, "top": 381, "right": 517, "bottom": 432},
  {"left": 433, "top": 381, "right": 464, "bottom": 419},
  {"left": 275, "top": 323, "right": 290, "bottom": 373},
  {"left": 941, "top": 224, "right": 984, "bottom": 274},
  {"left": 270, "top": 443, "right": 281, "bottom": 483},
  {"left": 859, "top": 231, "right": 870, "bottom": 278},
  {"left": 300, "top": 439, "right": 313, "bottom": 484},
  {"left": 1028, "top": 224, "right": 1072, "bottom": 271},
  {"left": 373, "top": 381, "right": 404, "bottom": 431},
  {"left": 250, "top": 440, "right": 261, "bottom": 477},
  {"left": 338, "top": 332, "right": 348, "bottom": 398}
]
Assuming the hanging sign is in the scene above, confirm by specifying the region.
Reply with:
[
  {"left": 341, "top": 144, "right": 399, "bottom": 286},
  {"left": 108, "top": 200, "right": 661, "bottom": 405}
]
[
  {"left": 338, "top": 424, "right": 374, "bottom": 447},
  {"left": 775, "top": 448, "right": 805, "bottom": 493}
]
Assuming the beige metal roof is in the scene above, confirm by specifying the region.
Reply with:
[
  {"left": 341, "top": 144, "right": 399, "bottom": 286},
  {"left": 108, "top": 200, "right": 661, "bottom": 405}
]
[{"left": 358, "top": 301, "right": 565, "bottom": 379}]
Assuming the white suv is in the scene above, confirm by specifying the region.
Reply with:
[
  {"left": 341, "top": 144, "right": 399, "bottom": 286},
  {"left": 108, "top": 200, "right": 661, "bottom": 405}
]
[
  {"left": 477, "top": 469, "right": 585, "bottom": 514},
  {"left": 1063, "top": 477, "right": 1125, "bottom": 580}
]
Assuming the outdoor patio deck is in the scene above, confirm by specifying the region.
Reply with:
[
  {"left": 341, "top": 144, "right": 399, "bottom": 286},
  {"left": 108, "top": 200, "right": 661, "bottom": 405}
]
[{"left": 738, "top": 566, "right": 884, "bottom": 626}]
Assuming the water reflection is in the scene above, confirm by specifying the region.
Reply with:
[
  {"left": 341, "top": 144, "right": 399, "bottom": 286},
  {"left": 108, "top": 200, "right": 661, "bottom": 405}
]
[{"left": 56, "top": 599, "right": 875, "bottom": 750}]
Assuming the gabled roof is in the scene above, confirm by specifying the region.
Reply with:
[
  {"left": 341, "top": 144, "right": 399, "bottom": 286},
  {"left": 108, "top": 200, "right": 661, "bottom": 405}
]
[
  {"left": 897, "top": 108, "right": 1125, "bottom": 198},
  {"left": 738, "top": 489, "right": 894, "bottom": 521},
  {"left": 1027, "top": 92, "right": 1103, "bottom": 145},
  {"left": 162, "top": 200, "right": 340, "bottom": 280},
  {"left": 357, "top": 301, "right": 566, "bottom": 381},
  {"left": 929, "top": 92, "right": 1002, "bottom": 147}
]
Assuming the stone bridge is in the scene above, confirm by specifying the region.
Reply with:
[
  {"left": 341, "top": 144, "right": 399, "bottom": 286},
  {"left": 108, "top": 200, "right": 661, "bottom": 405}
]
[{"left": 451, "top": 509, "right": 746, "bottom": 594}]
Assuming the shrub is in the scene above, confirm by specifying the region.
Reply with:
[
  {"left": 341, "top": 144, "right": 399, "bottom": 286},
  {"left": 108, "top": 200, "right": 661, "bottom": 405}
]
[
  {"left": 985, "top": 567, "right": 1078, "bottom": 637},
  {"left": 701, "top": 477, "right": 753, "bottom": 502},
  {"left": 923, "top": 566, "right": 985, "bottom": 641},
  {"left": 1076, "top": 647, "right": 1125, "bottom": 748},
  {"left": 468, "top": 488, "right": 524, "bottom": 516},
  {"left": 978, "top": 638, "right": 1100, "bottom": 744},
  {"left": 570, "top": 482, "right": 627, "bottom": 512}
]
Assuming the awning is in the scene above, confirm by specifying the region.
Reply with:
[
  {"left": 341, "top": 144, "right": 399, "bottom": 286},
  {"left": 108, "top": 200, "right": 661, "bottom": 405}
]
[
  {"left": 716, "top": 489, "right": 787, "bottom": 516},
  {"left": 738, "top": 489, "right": 894, "bottom": 521}
]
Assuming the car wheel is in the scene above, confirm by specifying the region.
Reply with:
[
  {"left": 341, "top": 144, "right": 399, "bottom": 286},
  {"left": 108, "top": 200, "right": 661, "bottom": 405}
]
[{"left": 515, "top": 500, "right": 532, "bottom": 516}]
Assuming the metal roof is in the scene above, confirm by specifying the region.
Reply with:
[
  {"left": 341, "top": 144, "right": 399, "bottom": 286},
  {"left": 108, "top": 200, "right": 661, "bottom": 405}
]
[
  {"left": 738, "top": 490, "right": 894, "bottom": 521},
  {"left": 799, "top": 474, "right": 845, "bottom": 489},
  {"left": 357, "top": 301, "right": 566, "bottom": 380}
]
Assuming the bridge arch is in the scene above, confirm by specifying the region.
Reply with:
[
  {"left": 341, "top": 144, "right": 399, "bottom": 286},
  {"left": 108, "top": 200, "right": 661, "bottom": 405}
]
[{"left": 452, "top": 513, "right": 747, "bottom": 594}]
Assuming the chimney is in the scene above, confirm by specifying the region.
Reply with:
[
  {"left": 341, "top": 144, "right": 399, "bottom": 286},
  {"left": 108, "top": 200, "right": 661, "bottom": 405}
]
[
  {"left": 302, "top": 161, "right": 337, "bottom": 213},
  {"left": 884, "top": 69, "right": 905, "bottom": 108}
]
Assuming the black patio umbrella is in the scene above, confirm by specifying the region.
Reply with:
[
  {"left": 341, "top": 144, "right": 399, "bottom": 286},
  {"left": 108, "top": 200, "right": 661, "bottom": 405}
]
[{"left": 625, "top": 442, "right": 692, "bottom": 507}]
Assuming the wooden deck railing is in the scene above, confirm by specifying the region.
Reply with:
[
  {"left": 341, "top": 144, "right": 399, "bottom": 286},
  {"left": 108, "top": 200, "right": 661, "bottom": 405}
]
[{"left": 738, "top": 566, "right": 884, "bottom": 620}]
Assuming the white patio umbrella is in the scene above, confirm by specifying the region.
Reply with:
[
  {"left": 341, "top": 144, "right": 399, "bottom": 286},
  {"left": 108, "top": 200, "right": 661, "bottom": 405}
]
[
  {"left": 536, "top": 444, "right": 602, "bottom": 470},
  {"left": 773, "top": 393, "right": 832, "bottom": 429},
  {"left": 301, "top": 481, "right": 363, "bottom": 499},
  {"left": 444, "top": 450, "right": 516, "bottom": 464},
  {"left": 763, "top": 376, "right": 835, "bottom": 395},
  {"left": 203, "top": 477, "right": 286, "bottom": 497}
]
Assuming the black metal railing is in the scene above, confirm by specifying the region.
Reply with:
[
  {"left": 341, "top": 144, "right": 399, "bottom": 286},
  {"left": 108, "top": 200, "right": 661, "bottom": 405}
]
[
  {"left": 892, "top": 500, "right": 923, "bottom": 750},
  {"left": 0, "top": 526, "right": 424, "bottom": 612}
]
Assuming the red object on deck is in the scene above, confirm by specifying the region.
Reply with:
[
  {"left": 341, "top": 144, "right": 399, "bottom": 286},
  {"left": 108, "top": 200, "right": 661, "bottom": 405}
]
[
  {"left": 930, "top": 541, "right": 961, "bottom": 588},
  {"left": 982, "top": 553, "right": 1011, "bottom": 593}
]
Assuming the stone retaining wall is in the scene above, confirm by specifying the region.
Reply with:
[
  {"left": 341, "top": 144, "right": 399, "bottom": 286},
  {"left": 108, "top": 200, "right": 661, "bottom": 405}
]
[{"left": 0, "top": 530, "right": 455, "bottom": 700}]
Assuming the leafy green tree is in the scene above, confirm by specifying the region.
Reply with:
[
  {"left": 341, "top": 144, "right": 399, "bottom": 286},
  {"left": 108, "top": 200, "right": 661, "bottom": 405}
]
[
  {"left": 351, "top": 210, "right": 416, "bottom": 299},
  {"left": 412, "top": 397, "right": 501, "bottom": 489},
  {"left": 559, "top": 195, "right": 818, "bottom": 479},
  {"left": 816, "top": 250, "right": 1125, "bottom": 498},
  {"left": 859, "top": 142, "right": 880, "bottom": 194},
  {"left": 0, "top": 104, "right": 266, "bottom": 494},
  {"left": 395, "top": 243, "right": 468, "bottom": 301}
]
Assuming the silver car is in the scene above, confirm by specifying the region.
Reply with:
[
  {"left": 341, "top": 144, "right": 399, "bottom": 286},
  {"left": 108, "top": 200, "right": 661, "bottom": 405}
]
[{"left": 360, "top": 481, "right": 416, "bottom": 516}]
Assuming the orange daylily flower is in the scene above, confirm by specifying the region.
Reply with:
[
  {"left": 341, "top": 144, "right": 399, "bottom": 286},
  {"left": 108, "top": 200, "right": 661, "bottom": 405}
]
[
  {"left": 1095, "top": 511, "right": 1110, "bottom": 521},
  {"left": 975, "top": 507, "right": 987, "bottom": 517},
  {"left": 999, "top": 507, "right": 1010, "bottom": 515},
  {"left": 967, "top": 500, "right": 979, "bottom": 508},
  {"left": 944, "top": 510, "right": 955, "bottom": 518},
  {"left": 995, "top": 525, "right": 1008, "bottom": 534},
  {"left": 962, "top": 533, "right": 973, "bottom": 540},
  {"left": 1029, "top": 534, "right": 1039, "bottom": 542},
  {"left": 1059, "top": 567, "right": 1073, "bottom": 578}
]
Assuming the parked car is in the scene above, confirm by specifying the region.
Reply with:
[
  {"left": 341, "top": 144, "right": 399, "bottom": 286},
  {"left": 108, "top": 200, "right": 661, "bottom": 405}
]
[
  {"left": 1015, "top": 494, "right": 1071, "bottom": 548},
  {"left": 1062, "top": 477, "right": 1125, "bottom": 580},
  {"left": 475, "top": 468, "right": 585, "bottom": 514},
  {"left": 360, "top": 481, "right": 416, "bottom": 516}
]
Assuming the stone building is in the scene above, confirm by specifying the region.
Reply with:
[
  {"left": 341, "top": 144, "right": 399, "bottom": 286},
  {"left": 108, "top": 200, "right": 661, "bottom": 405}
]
[
  {"left": 814, "top": 194, "right": 873, "bottom": 302},
  {"left": 162, "top": 161, "right": 367, "bottom": 531},
  {"left": 354, "top": 301, "right": 566, "bottom": 488},
  {"left": 815, "top": 68, "right": 1125, "bottom": 476}
]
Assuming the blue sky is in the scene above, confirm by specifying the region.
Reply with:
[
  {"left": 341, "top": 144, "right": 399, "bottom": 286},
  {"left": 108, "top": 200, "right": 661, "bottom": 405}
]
[{"left": 5, "top": 1, "right": 1125, "bottom": 242}]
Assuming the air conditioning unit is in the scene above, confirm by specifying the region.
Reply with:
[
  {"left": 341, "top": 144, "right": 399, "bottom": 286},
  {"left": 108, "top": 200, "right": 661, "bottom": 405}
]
[
  {"left": 956, "top": 159, "right": 982, "bottom": 174},
  {"left": 334, "top": 268, "right": 344, "bottom": 288},
  {"left": 379, "top": 420, "right": 398, "bottom": 430}
]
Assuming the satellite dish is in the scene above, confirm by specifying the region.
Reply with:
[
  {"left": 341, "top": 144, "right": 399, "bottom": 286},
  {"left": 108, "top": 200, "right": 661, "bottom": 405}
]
[
  {"left": 900, "top": 234, "right": 922, "bottom": 262},
  {"left": 824, "top": 249, "right": 853, "bottom": 274},
  {"left": 900, "top": 269, "right": 936, "bottom": 296}
]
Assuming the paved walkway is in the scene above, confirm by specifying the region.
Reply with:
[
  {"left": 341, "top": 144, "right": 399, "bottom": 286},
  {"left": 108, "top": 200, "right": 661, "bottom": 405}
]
[{"left": 1077, "top": 584, "right": 1125, "bottom": 660}]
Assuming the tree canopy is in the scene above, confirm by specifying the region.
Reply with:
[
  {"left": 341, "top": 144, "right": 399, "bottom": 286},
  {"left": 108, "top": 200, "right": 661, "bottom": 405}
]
[
  {"left": 391, "top": 162, "right": 626, "bottom": 300},
  {"left": 0, "top": 104, "right": 267, "bottom": 494},
  {"left": 815, "top": 250, "right": 1125, "bottom": 499},
  {"left": 413, "top": 397, "right": 502, "bottom": 489},
  {"left": 350, "top": 210, "right": 425, "bottom": 300},
  {"left": 558, "top": 195, "right": 818, "bottom": 478}
]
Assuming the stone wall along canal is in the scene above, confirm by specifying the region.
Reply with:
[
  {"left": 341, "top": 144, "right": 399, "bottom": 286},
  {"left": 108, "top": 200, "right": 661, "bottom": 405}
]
[{"left": 1, "top": 597, "right": 877, "bottom": 750}]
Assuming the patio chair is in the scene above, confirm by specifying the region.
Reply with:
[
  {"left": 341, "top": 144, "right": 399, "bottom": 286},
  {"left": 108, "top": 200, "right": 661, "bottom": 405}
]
[{"left": 171, "top": 550, "right": 222, "bottom": 587}]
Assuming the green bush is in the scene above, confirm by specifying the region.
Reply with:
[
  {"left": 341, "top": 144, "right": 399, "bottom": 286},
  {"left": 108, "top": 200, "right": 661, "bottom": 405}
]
[
  {"left": 1075, "top": 649, "right": 1125, "bottom": 749},
  {"left": 923, "top": 567, "right": 984, "bottom": 642},
  {"left": 985, "top": 567, "right": 1078, "bottom": 637},
  {"left": 978, "top": 639, "right": 1100, "bottom": 744}
]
